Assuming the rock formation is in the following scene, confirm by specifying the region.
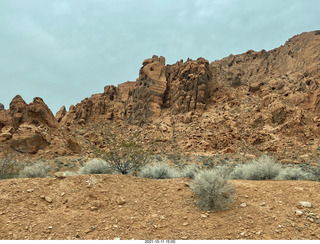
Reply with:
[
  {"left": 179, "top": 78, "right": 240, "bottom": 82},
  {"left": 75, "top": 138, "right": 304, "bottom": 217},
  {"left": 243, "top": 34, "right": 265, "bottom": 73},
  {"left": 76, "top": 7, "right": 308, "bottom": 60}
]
[
  {"left": 2, "top": 30, "right": 320, "bottom": 159},
  {"left": 0, "top": 95, "right": 80, "bottom": 155}
]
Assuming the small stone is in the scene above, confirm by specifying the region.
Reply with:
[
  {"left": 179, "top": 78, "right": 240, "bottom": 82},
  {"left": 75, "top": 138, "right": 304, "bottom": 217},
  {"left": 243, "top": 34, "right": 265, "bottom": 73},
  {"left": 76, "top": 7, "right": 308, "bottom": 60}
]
[
  {"left": 90, "top": 206, "right": 99, "bottom": 211},
  {"left": 200, "top": 214, "right": 207, "bottom": 218},
  {"left": 40, "top": 195, "right": 45, "bottom": 199},
  {"left": 308, "top": 218, "right": 314, "bottom": 223},
  {"left": 151, "top": 214, "right": 158, "bottom": 218},
  {"left": 48, "top": 226, "right": 53, "bottom": 229},
  {"left": 116, "top": 197, "right": 126, "bottom": 205},
  {"left": 54, "top": 172, "right": 66, "bottom": 179},
  {"left": 244, "top": 195, "right": 249, "bottom": 198},
  {"left": 114, "top": 237, "right": 120, "bottom": 240},
  {"left": 27, "top": 189, "right": 34, "bottom": 193},
  {"left": 61, "top": 192, "right": 65, "bottom": 197},
  {"left": 113, "top": 225, "right": 118, "bottom": 228},
  {"left": 45, "top": 196, "right": 53, "bottom": 203},
  {"left": 299, "top": 201, "right": 312, "bottom": 208},
  {"left": 295, "top": 210, "right": 303, "bottom": 216},
  {"left": 182, "top": 222, "right": 189, "bottom": 226},
  {"left": 240, "top": 203, "right": 247, "bottom": 208},
  {"left": 260, "top": 202, "right": 266, "bottom": 206}
]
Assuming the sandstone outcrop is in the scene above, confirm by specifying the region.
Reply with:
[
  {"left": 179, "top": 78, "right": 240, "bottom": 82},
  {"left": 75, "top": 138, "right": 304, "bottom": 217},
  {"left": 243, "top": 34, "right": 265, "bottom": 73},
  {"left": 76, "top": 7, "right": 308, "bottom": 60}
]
[
  {"left": 0, "top": 96, "right": 80, "bottom": 155},
  {"left": 2, "top": 31, "right": 320, "bottom": 159}
]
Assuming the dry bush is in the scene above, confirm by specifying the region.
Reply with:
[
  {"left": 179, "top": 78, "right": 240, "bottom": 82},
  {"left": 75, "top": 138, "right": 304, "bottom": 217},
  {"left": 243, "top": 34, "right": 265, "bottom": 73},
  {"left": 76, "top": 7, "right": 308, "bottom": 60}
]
[
  {"left": 190, "top": 169, "right": 235, "bottom": 211},
  {"left": 230, "top": 155, "right": 282, "bottom": 180},
  {"left": 0, "top": 158, "right": 21, "bottom": 179},
  {"left": 179, "top": 164, "right": 200, "bottom": 179},
  {"left": 276, "top": 167, "right": 316, "bottom": 181},
  {"left": 96, "top": 127, "right": 151, "bottom": 175},
  {"left": 19, "top": 162, "right": 50, "bottom": 178},
  {"left": 78, "top": 158, "right": 116, "bottom": 175},
  {"left": 138, "top": 162, "right": 180, "bottom": 179}
]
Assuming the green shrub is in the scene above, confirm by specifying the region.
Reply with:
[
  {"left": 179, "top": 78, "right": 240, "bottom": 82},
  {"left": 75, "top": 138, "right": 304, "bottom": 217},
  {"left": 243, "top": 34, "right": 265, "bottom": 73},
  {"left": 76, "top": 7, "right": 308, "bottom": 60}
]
[
  {"left": 78, "top": 158, "right": 116, "bottom": 175},
  {"left": 96, "top": 127, "right": 151, "bottom": 175},
  {"left": 19, "top": 162, "right": 50, "bottom": 178},
  {"left": 190, "top": 169, "right": 235, "bottom": 211},
  {"left": 276, "top": 167, "right": 315, "bottom": 181},
  {"left": 138, "top": 162, "right": 180, "bottom": 179},
  {"left": 230, "top": 155, "right": 282, "bottom": 180}
]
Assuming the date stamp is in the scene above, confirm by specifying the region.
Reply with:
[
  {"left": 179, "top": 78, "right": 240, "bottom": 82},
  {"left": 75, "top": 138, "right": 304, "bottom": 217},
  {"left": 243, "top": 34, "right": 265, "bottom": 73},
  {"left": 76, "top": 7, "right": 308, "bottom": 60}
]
[{"left": 145, "top": 240, "right": 176, "bottom": 244}]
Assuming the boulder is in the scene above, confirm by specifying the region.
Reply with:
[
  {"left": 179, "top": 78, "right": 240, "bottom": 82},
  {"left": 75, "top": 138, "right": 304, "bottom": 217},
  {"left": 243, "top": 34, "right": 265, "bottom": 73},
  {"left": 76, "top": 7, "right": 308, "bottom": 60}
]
[{"left": 10, "top": 124, "right": 49, "bottom": 153}]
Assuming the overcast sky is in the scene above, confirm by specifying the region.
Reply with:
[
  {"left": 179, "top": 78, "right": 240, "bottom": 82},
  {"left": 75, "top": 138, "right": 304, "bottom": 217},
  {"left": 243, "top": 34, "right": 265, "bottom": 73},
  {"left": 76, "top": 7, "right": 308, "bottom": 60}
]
[{"left": 0, "top": 0, "right": 319, "bottom": 114}]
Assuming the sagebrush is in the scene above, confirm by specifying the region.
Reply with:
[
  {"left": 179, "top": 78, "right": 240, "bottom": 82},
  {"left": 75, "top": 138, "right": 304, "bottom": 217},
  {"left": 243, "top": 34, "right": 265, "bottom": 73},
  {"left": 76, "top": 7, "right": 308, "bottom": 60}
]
[
  {"left": 138, "top": 162, "right": 180, "bottom": 179},
  {"left": 276, "top": 167, "right": 315, "bottom": 181},
  {"left": 78, "top": 158, "right": 117, "bottom": 175},
  {"left": 230, "top": 155, "right": 282, "bottom": 180},
  {"left": 19, "top": 162, "right": 50, "bottom": 178},
  {"left": 0, "top": 158, "right": 21, "bottom": 179},
  {"left": 190, "top": 169, "right": 235, "bottom": 211}
]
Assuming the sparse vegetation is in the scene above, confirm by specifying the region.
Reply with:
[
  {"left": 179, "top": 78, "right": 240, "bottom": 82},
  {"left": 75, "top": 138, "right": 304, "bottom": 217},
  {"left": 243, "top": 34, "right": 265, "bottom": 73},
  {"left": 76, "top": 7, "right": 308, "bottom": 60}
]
[
  {"left": 0, "top": 158, "right": 21, "bottom": 179},
  {"left": 96, "top": 126, "right": 151, "bottom": 175},
  {"left": 78, "top": 158, "right": 116, "bottom": 175},
  {"left": 138, "top": 162, "right": 180, "bottom": 179},
  {"left": 276, "top": 167, "right": 315, "bottom": 181},
  {"left": 179, "top": 163, "right": 200, "bottom": 179},
  {"left": 190, "top": 169, "right": 235, "bottom": 211},
  {"left": 230, "top": 155, "right": 282, "bottom": 180},
  {"left": 19, "top": 162, "right": 50, "bottom": 178}
]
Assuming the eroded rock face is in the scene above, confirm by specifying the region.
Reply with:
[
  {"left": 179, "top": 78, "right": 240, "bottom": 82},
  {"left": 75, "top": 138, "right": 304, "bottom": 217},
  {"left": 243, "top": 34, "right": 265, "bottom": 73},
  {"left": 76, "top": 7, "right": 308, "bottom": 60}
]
[
  {"left": 0, "top": 95, "right": 81, "bottom": 155},
  {"left": 10, "top": 124, "right": 49, "bottom": 153},
  {"left": 60, "top": 56, "right": 212, "bottom": 125},
  {"left": 130, "top": 55, "right": 167, "bottom": 123},
  {"left": 0, "top": 103, "right": 4, "bottom": 110},
  {"left": 4, "top": 31, "right": 320, "bottom": 158},
  {"left": 164, "top": 57, "right": 211, "bottom": 114}
]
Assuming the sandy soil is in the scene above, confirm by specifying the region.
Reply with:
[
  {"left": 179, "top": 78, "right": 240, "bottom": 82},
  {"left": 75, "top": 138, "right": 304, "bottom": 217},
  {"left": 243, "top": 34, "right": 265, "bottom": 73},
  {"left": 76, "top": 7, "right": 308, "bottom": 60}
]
[{"left": 0, "top": 174, "right": 319, "bottom": 240}]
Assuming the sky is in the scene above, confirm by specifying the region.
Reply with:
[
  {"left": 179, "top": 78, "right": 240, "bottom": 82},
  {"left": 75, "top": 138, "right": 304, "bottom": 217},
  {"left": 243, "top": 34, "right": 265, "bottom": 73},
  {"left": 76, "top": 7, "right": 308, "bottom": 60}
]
[{"left": 0, "top": 0, "right": 319, "bottom": 114}]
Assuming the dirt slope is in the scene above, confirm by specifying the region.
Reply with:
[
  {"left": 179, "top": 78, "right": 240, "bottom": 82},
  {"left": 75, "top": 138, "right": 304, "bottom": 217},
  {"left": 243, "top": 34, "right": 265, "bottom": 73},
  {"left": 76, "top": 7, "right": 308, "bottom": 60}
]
[{"left": 0, "top": 174, "right": 319, "bottom": 240}]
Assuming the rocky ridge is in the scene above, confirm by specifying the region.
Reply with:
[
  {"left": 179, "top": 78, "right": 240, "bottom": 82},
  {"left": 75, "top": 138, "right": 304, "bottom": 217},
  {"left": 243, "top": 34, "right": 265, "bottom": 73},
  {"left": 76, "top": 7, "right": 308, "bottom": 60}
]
[{"left": 1, "top": 30, "right": 320, "bottom": 161}]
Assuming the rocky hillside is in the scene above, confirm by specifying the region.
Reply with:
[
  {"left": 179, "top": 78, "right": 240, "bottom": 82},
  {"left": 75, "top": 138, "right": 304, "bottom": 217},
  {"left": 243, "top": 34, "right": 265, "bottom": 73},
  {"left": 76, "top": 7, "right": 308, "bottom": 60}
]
[{"left": 1, "top": 30, "right": 320, "bottom": 161}]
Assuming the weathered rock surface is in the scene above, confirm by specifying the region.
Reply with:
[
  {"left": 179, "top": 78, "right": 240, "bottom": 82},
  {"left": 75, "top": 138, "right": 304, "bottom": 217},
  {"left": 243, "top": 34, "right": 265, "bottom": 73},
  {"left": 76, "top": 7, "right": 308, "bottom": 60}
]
[
  {"left": 2, "top": 31, "right": 320, "bottom": 159},
  {"left": 0, "top": 95, "right": 80, "bottom": 155}
]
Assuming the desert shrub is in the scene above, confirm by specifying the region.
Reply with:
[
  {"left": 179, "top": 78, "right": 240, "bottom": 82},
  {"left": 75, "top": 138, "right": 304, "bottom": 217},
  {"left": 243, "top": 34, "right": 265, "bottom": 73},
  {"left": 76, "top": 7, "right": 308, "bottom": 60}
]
[
  {"left": 313, "top": 166, "right": 320, "bottom": 181},
  {"left": 96, "top": 127, "right": 151, "bottom": 175},
  {"left": 19, "top": 162, "right": 50, "bottom": 178},
  {"left": 179, "top": 164, "right": 200, "bottom": 179},
  {"left": 214, "top": 165, "right": 233, "bottom": 179},
  {"left": 190, "top": 169, "right": 235, "bottom": 211},
  {"left": 0, "top": 158, "right": 21, "bottom": 179},
  {"left": 138, "top": 162, "right": 180, "bottom": 179},
  {"left": 78, "top": 158, "right": 116, "bottom": 175},
  {"left": 276, "top": 167, "right": 316, "bottom": 181},
  {"left": 230, "top": 155, "right": 282, "bottom": 180}
]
